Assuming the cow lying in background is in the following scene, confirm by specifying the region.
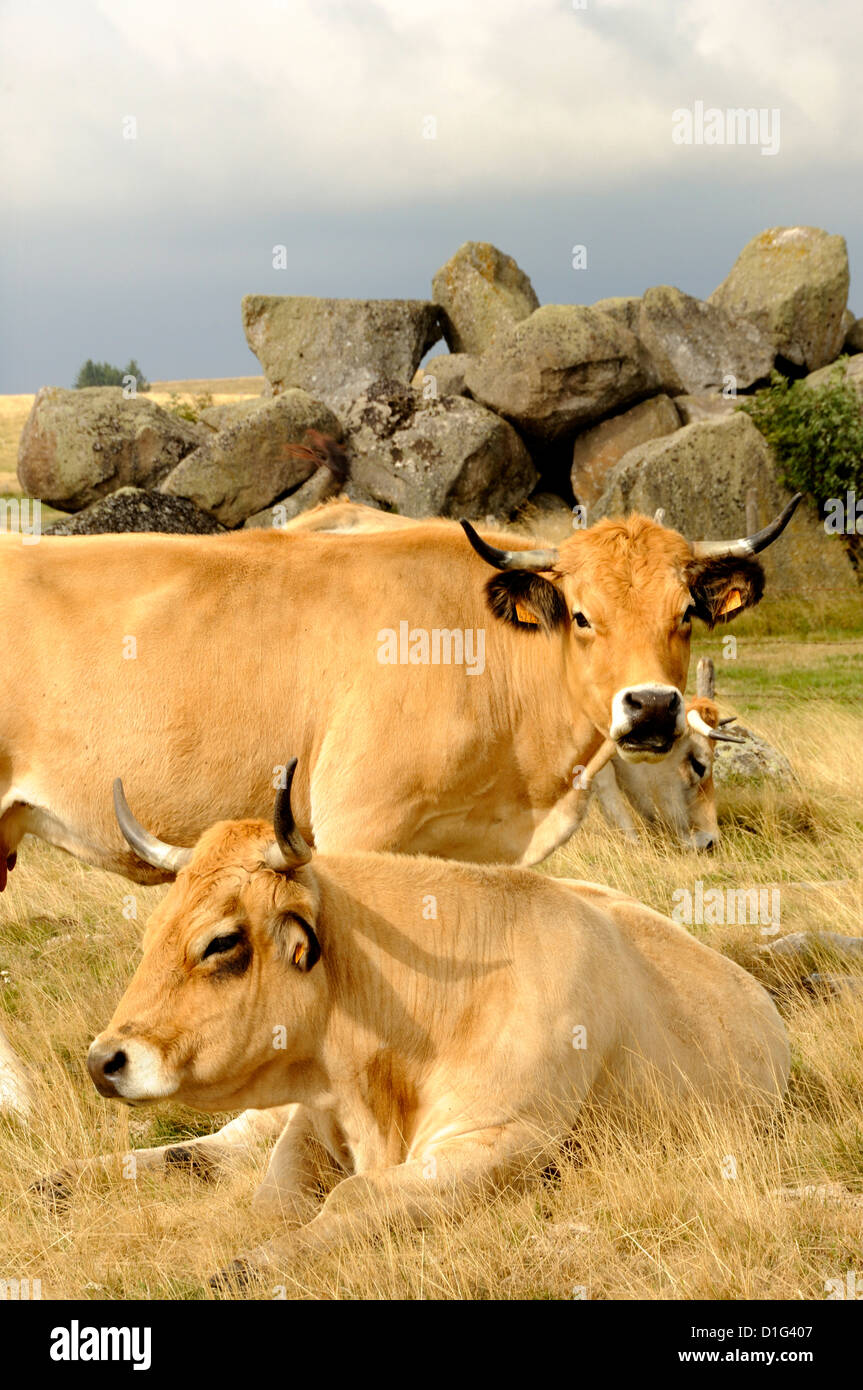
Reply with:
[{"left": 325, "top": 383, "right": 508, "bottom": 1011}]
[
  {"left": 591, "top": 696, "right": 744, "bottom": 851},
  {"left": 82, "top": 762, "right": 789, "bottom": 1283},
  {"left": 281, "top": 498, "right": 420, "bottom": 534}
]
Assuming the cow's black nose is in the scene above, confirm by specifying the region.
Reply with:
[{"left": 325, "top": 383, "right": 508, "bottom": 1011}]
[
  {"left": 87, "top": 1041, "right": 127, "bottom": 1097},
  {"left": 616, "top": 686, "right": 683, "bottom": 754},
  {"left": 623, "top": 688, "right": 681, "bottom": 718}
]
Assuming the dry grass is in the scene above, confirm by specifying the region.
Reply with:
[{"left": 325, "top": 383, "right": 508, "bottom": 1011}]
[
  {"left": 149, "top": 376, "right": 264, "bottom": 396},
  {"left": 0, "top": 604, "right": 862, "bottom": 1298},
  {"left": 0, "top": 395, "right": 35, "bottom": 488}
]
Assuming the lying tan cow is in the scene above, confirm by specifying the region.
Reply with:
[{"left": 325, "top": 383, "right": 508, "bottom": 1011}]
[
  {"left": 281, "top": 498, "right": 421, "bottom": 534},
  {"left": 83, "top": 762, "right": 789, "bottom": 1282},
  {"left": 591, "top": 696, "right": 744, "bottom": 851},
  {"left": 0, "top": 1024, "right": 33, "bottom": 1116}
]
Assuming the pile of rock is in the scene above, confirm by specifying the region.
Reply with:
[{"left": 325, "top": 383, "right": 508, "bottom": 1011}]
[{"left": 17, "top": 226, "right": 862, "bottom": 593}]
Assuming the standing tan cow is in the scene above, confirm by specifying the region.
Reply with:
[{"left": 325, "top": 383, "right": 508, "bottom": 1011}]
[
  {"left": 281, "top": 501, "right": 759, "bottom": 853},
  {"left": 81, "top": 763, "right": 789, "bottom": 1282},
  {"left": 0, "top": 496, "right": 799, "bottom": 883}
]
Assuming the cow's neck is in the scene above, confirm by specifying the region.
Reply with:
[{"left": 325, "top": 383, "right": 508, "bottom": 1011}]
[
  {"left": 395, "top": 624, "right": 605, "bottom": 864},
  {"left": 312, "top": 859, "right": 513, "bottom": 1044}
]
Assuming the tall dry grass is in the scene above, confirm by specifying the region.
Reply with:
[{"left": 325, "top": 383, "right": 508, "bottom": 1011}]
[{"left": 1, "top": 644, "right": 862, "bottom": 1299}]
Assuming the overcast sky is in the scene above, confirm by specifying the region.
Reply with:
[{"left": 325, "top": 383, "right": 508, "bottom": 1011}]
[{"left": 1, "top": 0, "right": 861, "bottom": 391}]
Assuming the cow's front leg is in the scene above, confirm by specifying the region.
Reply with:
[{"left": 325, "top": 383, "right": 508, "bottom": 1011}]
[
  {"left": 215, "top": 1121, "right": 539, "bottom": 1289},
  {"left": 591, "top": 764, "right": 640, "bottom": 842},
  {"left": 251, "top": 1104, "right": 344, "bottom": 1223},
  {"left": 37, "top": 1106, "right": 294, "bottom": 1204}
]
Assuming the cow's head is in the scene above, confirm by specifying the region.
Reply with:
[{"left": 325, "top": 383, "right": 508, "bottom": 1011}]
[
  {"left": 677, "top": 697, "right": 748, "bottom": 851},
  {"left": 462, "top": 496, "right": 800, "bottom": 763},
  {"left": 676, "top": 697, "right": 722, "bottom": 851},
  {"left": 88, "top": 762, "right": 324, "bottom": 1112}
]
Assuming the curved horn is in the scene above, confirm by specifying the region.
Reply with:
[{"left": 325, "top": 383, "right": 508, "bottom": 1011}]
[
  {"left": 113, "top": 779, "right": 192, "bottom": 873},
  {"left": 686, "top": 710, "right": 747, "bottom": 744},
  {"left": 687, "top": 708, "right": 715, "bottom": 738},
  {"left": 691, "top": 493, "right": 803, "bottom": 560},
  {"left": 266, "top": 758, "right": 312, "bottom": 871},
  {"left": 653, "top": 508, "right": 666, "bottom": 525},
  {"left": 460, "top": 520, "right": 558, "bottom": 573}
]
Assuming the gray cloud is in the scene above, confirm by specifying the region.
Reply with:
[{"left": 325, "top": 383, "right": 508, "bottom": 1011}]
[{"left": 1, "top": 0, "right": 860, "bottom": 390}]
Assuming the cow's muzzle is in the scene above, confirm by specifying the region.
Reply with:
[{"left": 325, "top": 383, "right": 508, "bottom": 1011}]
[
  {"left": 87, "top": 1035, "right": 176, "bottom": 1103},
  {"left": 610, "top": 684, "right": 684, "bottom": 761},
  {"left": 87, "top": 1038, "right": 128, "bottom": 1097}
]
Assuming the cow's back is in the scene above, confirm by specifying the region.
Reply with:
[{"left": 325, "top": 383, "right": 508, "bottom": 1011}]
[
  {"left": 555, "top": 879, "right": 790, "bottom": 1108},
  {"left": 0, "top": 528, "right": 580, "bottom": 871}
]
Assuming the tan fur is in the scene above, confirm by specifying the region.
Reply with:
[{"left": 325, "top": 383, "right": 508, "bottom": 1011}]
[
  {"left": 286, "top": 506, "right": 732, "bottom": 851},
  {"left": 281, "top": 499, "right": 423, "bottom": 534},
  {"left": 593, "top": 696, "right": 721, "bottom": 849},
  {"left": 87, "top": 819, "right": 790, "bottom": 1272},
  {"left": 0, "top": 514, "right": 730, "bottom": 880}
]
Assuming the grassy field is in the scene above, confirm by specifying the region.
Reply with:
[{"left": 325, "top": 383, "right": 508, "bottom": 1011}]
[
  {"left": 149, "top": 376, "right": 264, "bottom": 396},
  {"left": 0, "top": 598, "right": 861, "bottom": 1300}
]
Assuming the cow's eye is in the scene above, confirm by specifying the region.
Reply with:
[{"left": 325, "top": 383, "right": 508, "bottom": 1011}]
[
  {"left": 688, "top": 754, "right": 707, "bottom": 779},
  {"left": 202, "top": 932, "right": 243, "bottom": 960},
  {"left": 573, "top": 611, "right": 591, "bottom": 629}
]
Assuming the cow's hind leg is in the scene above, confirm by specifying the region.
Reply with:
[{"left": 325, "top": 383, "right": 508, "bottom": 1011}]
[
  {"left": 0, "top": 800, "right": 27, "bottom": 889},
  {"left": 216, "top": 1121, "right": 541, "bottom": 1288}
]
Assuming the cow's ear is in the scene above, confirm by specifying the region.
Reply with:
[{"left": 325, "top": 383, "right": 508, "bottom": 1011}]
[
  {"left": 484, "top": 573, "right": 567, "bottom": 633},
  {"left": 276, "top": 913, "right": 321, "bottom": 973},
  {"left": 686, "top": 696, "right": 719, "bottom": 729},
  {"left": 686, "top": 556, "right": 765, "bottom": 628}
]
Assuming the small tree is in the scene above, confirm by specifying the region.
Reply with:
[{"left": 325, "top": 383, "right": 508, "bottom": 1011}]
[
  {"left": 74, "top": 358, "right": 150, "bottom": 391},
  {"left": 122, "top": 359, "right": 150, "bottom": 392},
  {"left": 738, "top": 364, "right": 863, "bottom": 512}
]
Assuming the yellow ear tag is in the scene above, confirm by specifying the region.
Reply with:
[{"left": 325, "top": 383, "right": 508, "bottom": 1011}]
[
  {"left": 515, "top": 602, "right": 539, "bottom": 625},
  {"left": 718, "top": 588, "right": 743, "bottom": 617},
  {"left": 292, "top": 942, "right": 305, "bottom": 967}
]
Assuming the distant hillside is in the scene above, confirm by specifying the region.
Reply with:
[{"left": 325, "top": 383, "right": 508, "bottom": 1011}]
[{"left": 150, "top": 376, "right": 265, "bottom": 394}]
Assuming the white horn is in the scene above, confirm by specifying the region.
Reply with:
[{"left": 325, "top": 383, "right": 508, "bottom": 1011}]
[
  {"left": 113, "top": 779, "right": 193, "bottom": 874},
  {"left": 687, "top": 708, "right": 715, "bottom": 738},
  {"left": 687, "top": 709, "right": 747, "bottom": 743},
  {"left": 690, "top": 493, "right": 803, "bottom": 560}
]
